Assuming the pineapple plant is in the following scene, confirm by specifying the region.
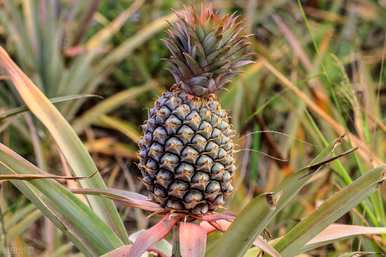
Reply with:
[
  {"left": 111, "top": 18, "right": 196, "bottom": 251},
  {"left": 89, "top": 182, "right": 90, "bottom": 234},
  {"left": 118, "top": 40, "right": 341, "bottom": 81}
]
[{"left": 138, "top": 5, "right": 252, "bottom": 215}]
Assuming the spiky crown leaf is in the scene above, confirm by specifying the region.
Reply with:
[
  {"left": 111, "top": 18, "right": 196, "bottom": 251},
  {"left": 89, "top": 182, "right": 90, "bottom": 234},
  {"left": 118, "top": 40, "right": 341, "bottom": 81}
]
[{"left": 164, "top": 4, "right": 253, "bottom": 97}]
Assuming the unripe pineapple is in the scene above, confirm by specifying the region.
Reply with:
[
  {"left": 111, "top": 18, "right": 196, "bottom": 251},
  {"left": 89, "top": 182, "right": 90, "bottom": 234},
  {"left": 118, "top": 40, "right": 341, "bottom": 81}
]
[{"left": 138, "top": 5, "right": 252, "bottom": 215}]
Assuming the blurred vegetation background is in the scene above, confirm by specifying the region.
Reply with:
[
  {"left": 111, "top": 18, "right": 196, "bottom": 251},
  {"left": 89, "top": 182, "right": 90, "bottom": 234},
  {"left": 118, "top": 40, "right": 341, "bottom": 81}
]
[{"left": 0, "top": 0, "right": 385, "bottom": 256}]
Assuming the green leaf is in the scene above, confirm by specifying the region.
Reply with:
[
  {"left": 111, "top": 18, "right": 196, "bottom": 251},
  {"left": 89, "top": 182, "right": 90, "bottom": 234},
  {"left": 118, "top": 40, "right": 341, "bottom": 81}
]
[
  {"left": 206, "top": 146, "right": 359, "bottom": 257},
  {"left": 205, "top": 193, "right": 276, "bottom": 257},
  {"left": 0, "top": 143, "right": 124, "bottom": 256},
  {"left": 272, "top": 165, "right": 385, "bottom": 257},
  {"left": 72, "top": 82, "right": 154, "bottom": 133},
  {"left": 0, "top": 94, "right": 102, "bottom": 120},
  {"left": 0, "top": 48, "right": 129, "bottom": 243},
  {"left": 97, "top": 115, "right": 141, "bottom": 143}
]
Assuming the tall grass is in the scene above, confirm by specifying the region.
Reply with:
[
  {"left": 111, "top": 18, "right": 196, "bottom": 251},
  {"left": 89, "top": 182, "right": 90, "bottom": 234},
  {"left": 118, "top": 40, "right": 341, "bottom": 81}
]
[{"left": 0, "top": 1, "right": 385, "bottom": 256}]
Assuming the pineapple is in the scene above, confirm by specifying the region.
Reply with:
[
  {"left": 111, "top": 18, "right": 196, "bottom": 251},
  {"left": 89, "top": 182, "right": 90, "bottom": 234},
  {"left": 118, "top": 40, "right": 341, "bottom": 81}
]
[{"left": 138, "top": 5, "right": 252, "bottom": 215}]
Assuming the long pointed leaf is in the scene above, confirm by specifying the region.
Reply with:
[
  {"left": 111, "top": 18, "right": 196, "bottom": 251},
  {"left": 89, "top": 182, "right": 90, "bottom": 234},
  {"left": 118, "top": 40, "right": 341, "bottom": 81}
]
[
  {"left": 271, "top": 165, "right": 385, "bottom": 257},
  {"left": 205, "top": 193, "right": 276, "bottom": 257},
  {"left": 0, "top": 47, "right": 129, "bottom": 242},
  {"left": 207, "top": 146, "right": 362, "bottom": 257},
  {"left": 0, "top": 172, "right": 95, "bottom": 181},
  {"left": 0, "top": 143, "right": 124, "bottom": 255},
  {"left": 130, "top": 214, "right": 179, "bottom": 257},
  {"left": 72, "top": 82, "right": 154, "bottom": 133},
  {"left": 72, "top": 188, "right": 163, "bottom": 212},
  {"left": 0, "top": 94, "right": 101, "bottom": 120},
  {"left": 304, "top": 224, "right": 386, "bottom": 251}
]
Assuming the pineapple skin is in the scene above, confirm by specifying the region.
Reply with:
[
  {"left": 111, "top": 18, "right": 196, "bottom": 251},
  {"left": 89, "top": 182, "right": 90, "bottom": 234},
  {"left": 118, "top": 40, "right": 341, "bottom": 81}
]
[{"left": 138, "top": 89, "right": 235, "bottom": 215}]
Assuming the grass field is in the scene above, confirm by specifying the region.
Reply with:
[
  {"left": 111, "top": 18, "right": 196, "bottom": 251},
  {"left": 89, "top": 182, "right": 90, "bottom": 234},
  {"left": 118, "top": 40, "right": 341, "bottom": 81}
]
[{"left": 0, "top": 1, "right": 385, "bottom": 256}]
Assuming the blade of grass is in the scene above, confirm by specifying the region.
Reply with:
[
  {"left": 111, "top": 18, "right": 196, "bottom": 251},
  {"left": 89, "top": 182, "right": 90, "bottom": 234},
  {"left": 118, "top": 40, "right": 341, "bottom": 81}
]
[
  {"left": 261, "top": 58, "right": 382, "bottom": 166},
  {"left": 96, "top": 115, "right": 141, "bottom": 143},
  {"left": 303, "top": 224, "right": 386, "bottom": 251},
  {"left": 71, "top": 188, "right": 163, "bottom": 212},
  {"left": 0, "top": 143, "right": 124, "bottom": 255},
  {"left": 85, "top": 0, "right": 145, "bottom": 49},
  {"left": 7, "top": 208, "right": 41, "bottom": 240},
  {"left": 72, "top": 82, "right": 154, "bottom": 133},
  {"left": 0, "top": 172, "right": 95, "bottom": 181},
  {"left": 270, "top": 165, "right": 385, "bottom": 257},
  {"left": 207, "top": 146, "right": 361, "bottom": 257},
  {"left": 0, "top": 94, "right": 102, "bottom": 120},
  {"left": 0, "top": 47, "right": 129, "bottom": 243},
  {"left": 205, "top": 193, "right": 277, "bottom": 257}
]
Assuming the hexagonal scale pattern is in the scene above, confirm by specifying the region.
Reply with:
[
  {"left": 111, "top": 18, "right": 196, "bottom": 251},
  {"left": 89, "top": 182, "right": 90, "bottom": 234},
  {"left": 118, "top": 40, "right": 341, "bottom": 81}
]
[{"left": 138, "top": 90, "right": 235, "bottom": 215}]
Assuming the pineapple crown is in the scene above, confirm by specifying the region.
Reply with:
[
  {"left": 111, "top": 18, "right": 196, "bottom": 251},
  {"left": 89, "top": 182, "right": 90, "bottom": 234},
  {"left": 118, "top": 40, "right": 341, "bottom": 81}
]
[{"left": 164, "top": 4, "right": 253, "bottom": 97}]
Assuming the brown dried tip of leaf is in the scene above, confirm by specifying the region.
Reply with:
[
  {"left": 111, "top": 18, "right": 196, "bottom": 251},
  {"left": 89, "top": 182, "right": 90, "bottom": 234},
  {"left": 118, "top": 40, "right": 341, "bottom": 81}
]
[
  {"left": 0, "top": 170, "right": 97, "bottom": 182},
  {"left": 262, "top": 192, "right": 276, "bottom": 208}
]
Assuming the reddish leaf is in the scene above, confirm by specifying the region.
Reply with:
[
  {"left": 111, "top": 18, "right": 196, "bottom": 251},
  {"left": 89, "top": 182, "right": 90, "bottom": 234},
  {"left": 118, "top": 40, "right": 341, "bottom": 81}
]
[
  {"left": 306, "top": 224, "right": 386, "bottom": 246},
  {"left": 199, "top": 212, "right": 236, "bottom": 222},
  {"left": 71, "top": 188, "right": 163, "bottom": 212},
  {"left": 129, "top": 214, "right": 180, "bottom": 257},
  {"left": 200, "top": 220, "right": 231, "bottom": 234},
  {"left": 180, "top": 223, "right": 207, "bottom": 257}
]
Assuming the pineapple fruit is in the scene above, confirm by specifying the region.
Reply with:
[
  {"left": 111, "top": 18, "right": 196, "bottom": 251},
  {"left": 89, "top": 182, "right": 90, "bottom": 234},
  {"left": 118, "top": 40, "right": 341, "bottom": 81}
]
[{"left": 138, "top": 5, "right": 252, "bottom": 215}]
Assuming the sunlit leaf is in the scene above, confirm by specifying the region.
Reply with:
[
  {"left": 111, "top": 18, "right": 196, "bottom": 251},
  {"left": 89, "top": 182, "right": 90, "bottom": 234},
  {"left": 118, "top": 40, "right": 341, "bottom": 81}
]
[
  {"left": 0, "top": 48, "right": 129, "bottom": 242},
  {"left": 0, "top": 94, "right": 102, "bottom": 120},
  {"left": 304, "top": 224, "right": 386, "bottom": 251},
  {"left": 72, "top": 82, "right": 154, "bottom": 133},
  {"left": 130, "top": 214, "right": 180, "bottom": 257},
  {"left": 0, "top": 172, "right": 95, "bottom": 181},
  {"left": 0, "top": 143, "right": 123, "bottom": 255},
  {"left": 271, "top": 165, "right": 385, "bottom": 257},
  {"left": 72, "top": 188, "right": 163, "bottom": 212}
]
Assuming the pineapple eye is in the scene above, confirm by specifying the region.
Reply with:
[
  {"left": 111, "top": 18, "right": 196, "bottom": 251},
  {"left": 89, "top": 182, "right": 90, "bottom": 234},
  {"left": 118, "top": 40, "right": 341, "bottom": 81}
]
[
  {"left": 154, "top": 184, "right": 167, "bottom": 198},
  {"left": 211, "top": 162, "right": 225, "bottom": 174},
  {"left": 181, "top": 146, "right": 199, "bottom": 164},
  {"left": 175, "top": 163, "right": 194, "bottom": 181},
  {"left": 217, "top": 148, "right": 227, "bottom": 160},
  {"left": 213, "top": 195, "right": 225, "bottom": 207},
  {"left": 173, "top": 104, "right": 191, "bottom": 119},
  {"left": 159, "top": 153, "right": 179, "bottom": 171},
  {"left": 155, "top": 106, "right": 171, "bottom": 123},
  {"left": 205, "top": 142, "right": 219, "bottom": 159},
  {"left": 169, "top": 180, "right": 189, "bottom": 199},
  {"left": 191, "top": 172, "right": 210, "bottom": 190},
  {"left": 206, "top": 181, "right": 221, "bottom": 194},
  {"left": 166, "top": 199, "right": 184, "bottom": 210},
  {"left": 185, "top": 111, "right": 201, "bottom": 130},
  {"left": 199, "top": 107, "right": 211, "bottom": 121},
  {"left": 166, "top": 96, "right": 182, "bottom": 110},
  {"left": 190, "top": 134, "right": 207, "bottom": 152},
  {"left": 164, "top": 115, "right": 182, "bottom": 134},
  {"left": 196, "top": 155, "right": 214, "bottom": 173},
  {"left": 205, "top": 181, "right": 222, "bottom": 201},
  {"left": 152, "top": 127, "right": 168, "bottom": 144},
  {"left": 147, "top": 143, "right": 163, "bottom": 161},
  {"left": 165, "top": 137, "right": 184, "bottom": 155},
  {"left": 156, "top": 169, "right": 174, "bottom": 188},
  {"left": 192, "top": 203, "right": 209, "bottom": 215},
  {"left": 183, "top": 190, "right": 204, "bottom": 209},
  {"left": 198, "top": 121, "right": 213, "bottom": 139},
  {"left": 177, "top": 125, "right": 194, "bottom": 143}
]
